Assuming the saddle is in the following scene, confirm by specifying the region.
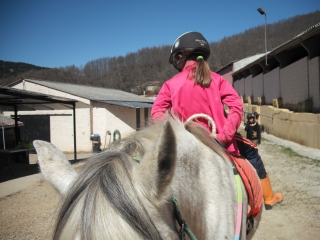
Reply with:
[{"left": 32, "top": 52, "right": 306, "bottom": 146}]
[{"left": 230, "top": 155, "right": 262, "bottom": 218}]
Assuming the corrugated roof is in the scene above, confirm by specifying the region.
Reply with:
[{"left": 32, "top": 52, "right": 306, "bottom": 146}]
[
  {"left": 23, "top": 79, "right": 154, "bottom": 103},
  {"left": 271, "top": 22, "right": 320, "bottom": 54},
  {"left": 232, "top": 22, "right": 320, "bottom": 75},
  {"left": 233, "top": 53, "right": 267, "bottom": 72},
  {"left": 216, "top": 53, "right": 267, "bottom": 74},
  {"left": 100, "top": 100, "right": 153, "bottom": 108}
]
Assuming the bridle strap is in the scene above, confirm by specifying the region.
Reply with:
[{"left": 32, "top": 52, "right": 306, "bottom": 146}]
[
  {"left": 132, "top": 157, "right": 197, "bottom": 239},
  {"left": 171, "top": 194, "right": 198, "bottom": 240}
]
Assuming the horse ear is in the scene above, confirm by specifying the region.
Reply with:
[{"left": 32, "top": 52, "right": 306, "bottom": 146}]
[
  {"left": 133, "top": 120, "right": 177, "bottom": 203},
  {"left": 33, "top": 140, "right": 78, "bottom": 195}
]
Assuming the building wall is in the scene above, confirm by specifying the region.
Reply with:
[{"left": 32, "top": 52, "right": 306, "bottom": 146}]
[
  {"left": 309, "top": 56, "right": 320, "bottom": 111},
  {"left": 264, "top": 67, "right": 280, "bottom": 104},
  {"left": 234, "top": 80, "right": 239, "bottom": 92},
  {"left": 252, "top": 73, "right": 263, "bottom": 102},
  {"left": 92, "top": 102, "right": 136, "bottom": 151},
  {"left": 10, "top": 82, "right": 146, "bottom": 152},
  {"left": 138, "top": 108, "right": 151, "bottom": 128},
  {"left": 238, "top": 78, "right": 245, "bottom": 96},
  {"left": 217, "top": 65, "right": 233, "bottom": 85},
  {"left": 50, "top": 108, "right": 91, "bottom": 152},
  {"left": 244, "top": 75, "right": 253, "bottom": 98},
  {"left": 235, "top": 57, "right": 319, "bottom": 112},
  {"left": 280, "top": 57, "right": 308, "bottom": 104}
]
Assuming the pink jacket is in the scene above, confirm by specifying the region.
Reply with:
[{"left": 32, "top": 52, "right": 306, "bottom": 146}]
[{"left": 151, "top": 61, "right": 243, "bottom": 155}]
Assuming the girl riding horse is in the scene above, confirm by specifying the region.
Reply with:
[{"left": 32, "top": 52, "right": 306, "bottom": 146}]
[{"left": 151, "top": 31, "right": 283, "bottom": 210}]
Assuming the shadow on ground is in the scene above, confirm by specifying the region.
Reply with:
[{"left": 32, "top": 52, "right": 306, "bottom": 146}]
[
  {"left": 0, "top": 161, "right": 40, "bottom": 183},
  {"left": 0, "top": 153, "right": 95, "bottom": 183}
]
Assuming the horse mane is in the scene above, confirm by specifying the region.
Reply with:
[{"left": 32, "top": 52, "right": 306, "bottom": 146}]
[
  {"left": 184, "top": 121, "right": 228, "bottom": 160},
  {"left": 54, "top": 151, "right": 163, "bottom": 240}
]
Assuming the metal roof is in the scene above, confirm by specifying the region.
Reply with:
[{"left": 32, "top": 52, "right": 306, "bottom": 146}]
[
  {"left": 232, "top": 22, "right": 320, "bottom": 76},
  {"left": 233, "top": 53, "right": 268, "bottom": 72},
  {"left": 0, "top": 87, "right": 89, "bottom": 112},
  {"left": 271, "top": 22, "right": 320, "bottom": 55},
  {"left": 99, "top": 100, "right": 153, "bottom": 108},
  {"left": 13, "top": 79, "right": 154, "bottom": 104},
  {"left": 217, "top": 53, "right": 267, "bottom": 74}
]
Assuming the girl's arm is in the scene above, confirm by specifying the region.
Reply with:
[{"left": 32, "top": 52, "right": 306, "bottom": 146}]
[
  {"left": 217, "top": 76, "right": 243, "bottom": 145},
  {"left": 151, "top": 83, "right": 172, "bottom": 121}
]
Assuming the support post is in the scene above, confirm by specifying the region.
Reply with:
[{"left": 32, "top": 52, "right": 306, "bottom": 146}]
[{"left": 73, "top": 103, "right": 77, "bottom": 161}]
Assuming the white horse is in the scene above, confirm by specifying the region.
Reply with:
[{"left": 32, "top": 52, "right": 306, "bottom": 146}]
[{"left": 34, "top": 117, "right": 261, "bottom": 239}]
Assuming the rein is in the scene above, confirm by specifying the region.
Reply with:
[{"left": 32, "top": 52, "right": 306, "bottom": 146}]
[
  {"left": 171, "top": 194, "right": 197, "bottom": 240},
  {"left": 133, "top": 157, "right": 197, "bottom": 239}
]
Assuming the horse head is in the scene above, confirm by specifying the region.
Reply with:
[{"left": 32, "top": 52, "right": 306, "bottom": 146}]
[
  {"left": 34, "top": 117, "right": 260, "bottom": 239},
  {"left": 34, "top": 120, "right": 179, "bottom": 239}
]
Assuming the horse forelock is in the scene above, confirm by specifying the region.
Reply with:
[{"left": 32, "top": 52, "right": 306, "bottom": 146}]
[{"left": 54, "top": 151, "right": 163, "bottom": 240}]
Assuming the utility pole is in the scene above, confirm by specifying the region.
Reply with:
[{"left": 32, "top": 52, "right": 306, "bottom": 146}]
[{"left": 257, "top": 8, "right": 267, "bottom": 65}]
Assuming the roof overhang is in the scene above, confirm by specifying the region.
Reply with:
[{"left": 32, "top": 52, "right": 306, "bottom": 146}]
[
  {"left": 232, "top": 23, "right": 320, "bottom": 80},
  {"left": 98, "top": 100, "right": 153, "bottom": 108},
  {"left": 0, "top": 87, "right": 89, "bottom": 112}
]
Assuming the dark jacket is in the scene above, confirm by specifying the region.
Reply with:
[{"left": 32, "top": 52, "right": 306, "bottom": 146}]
[{"left": 245, "top": 122, "right": 261, "bottom": 144}]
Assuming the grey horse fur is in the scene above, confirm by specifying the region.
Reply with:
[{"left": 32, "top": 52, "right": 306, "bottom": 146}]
[{"left": 34, "top": 118, "right": 261, "bottom": 239}]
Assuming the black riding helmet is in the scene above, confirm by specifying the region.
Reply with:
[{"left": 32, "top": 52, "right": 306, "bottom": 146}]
[
  {"left": 169, "top": 32, "right": 210, "bottom": 71},
  {"left": 247, "top": 113, "right": 255, "bottom": 119}
]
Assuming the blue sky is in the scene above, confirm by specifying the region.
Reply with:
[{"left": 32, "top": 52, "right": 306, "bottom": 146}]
[{"left": 1, "top": 0, "right": 319, "bottom": 68}]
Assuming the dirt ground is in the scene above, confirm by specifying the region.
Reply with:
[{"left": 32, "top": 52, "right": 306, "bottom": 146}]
[{"left": 0, "top": 133, "right": 320, "bottom": 239}]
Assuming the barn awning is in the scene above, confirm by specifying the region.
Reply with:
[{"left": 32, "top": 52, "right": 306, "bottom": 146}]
[
  {"left": 0, "top": 87, "right": 89, "bottom": 111},
  {"left": 0, "top": 87, "right": 90, "bottom": 160}
]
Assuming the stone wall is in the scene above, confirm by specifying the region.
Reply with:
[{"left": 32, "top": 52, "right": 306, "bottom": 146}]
[{"left": 243, "top": 103, "right": 320, "bottom": 149}]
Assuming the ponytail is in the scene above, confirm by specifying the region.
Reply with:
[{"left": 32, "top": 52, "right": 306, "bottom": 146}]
[{"left": 188, "top": 55, "right": 212, "bottom": 87}]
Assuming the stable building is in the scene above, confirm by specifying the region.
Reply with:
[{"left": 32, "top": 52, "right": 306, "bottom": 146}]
[
  {"left": 5, "top": 79, "right": 154, "bottom": 152},
  {"left": 217, "top": 23, "right": 320, "bottom": 113}
]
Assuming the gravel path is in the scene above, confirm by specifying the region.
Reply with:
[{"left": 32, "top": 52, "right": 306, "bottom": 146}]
[
  {"left": 252, "top": 136, "right": 320, "bottom": 240},
  {"left": 0, "top": 131, "right": 319, "bottom": 239}
]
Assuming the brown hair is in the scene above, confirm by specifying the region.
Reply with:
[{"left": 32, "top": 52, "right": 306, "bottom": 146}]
[{"left": 187, "top": 55, "right": 212, "bottom": 88}]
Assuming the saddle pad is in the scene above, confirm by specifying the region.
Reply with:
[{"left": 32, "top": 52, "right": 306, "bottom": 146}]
[{"left": 231, "top": 155, "right": 262, "bottom": 218}]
